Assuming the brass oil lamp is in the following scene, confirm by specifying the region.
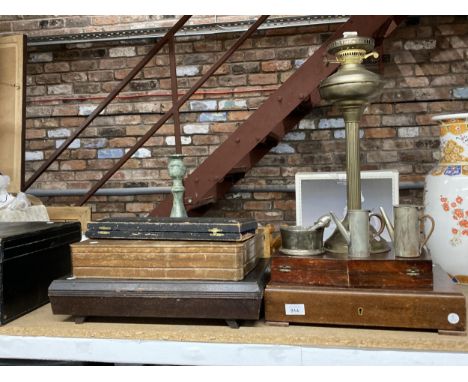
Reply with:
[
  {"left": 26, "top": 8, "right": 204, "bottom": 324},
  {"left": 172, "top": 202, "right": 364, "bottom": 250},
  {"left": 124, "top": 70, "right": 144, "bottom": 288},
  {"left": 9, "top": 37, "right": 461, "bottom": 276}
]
[{"left": 319, "top": 31, "right": 389, "bottom": 254}]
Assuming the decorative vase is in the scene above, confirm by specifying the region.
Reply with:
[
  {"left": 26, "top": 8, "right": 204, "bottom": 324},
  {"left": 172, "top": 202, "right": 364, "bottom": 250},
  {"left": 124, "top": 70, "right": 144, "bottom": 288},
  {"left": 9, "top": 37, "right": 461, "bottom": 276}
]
[{"left": 424, "top": 113, "right": 468, "bottom": 283}]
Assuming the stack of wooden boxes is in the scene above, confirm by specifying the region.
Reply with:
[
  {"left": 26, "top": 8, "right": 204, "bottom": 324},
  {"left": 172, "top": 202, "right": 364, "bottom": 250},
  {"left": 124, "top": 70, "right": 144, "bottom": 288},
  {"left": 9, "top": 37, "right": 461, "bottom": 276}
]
[
  {"left": 264, "top": 249, "right": 466, "bottom": 333},
  {"left": 49, "top": 217, "right": 269, "bottom": 327}
]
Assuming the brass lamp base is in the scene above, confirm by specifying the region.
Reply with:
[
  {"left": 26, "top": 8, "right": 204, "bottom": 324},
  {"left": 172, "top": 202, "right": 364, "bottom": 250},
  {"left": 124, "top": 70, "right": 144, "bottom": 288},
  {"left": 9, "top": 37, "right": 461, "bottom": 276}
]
[{"left": 324, "top": 214, "right": 390, "bottom": 254}]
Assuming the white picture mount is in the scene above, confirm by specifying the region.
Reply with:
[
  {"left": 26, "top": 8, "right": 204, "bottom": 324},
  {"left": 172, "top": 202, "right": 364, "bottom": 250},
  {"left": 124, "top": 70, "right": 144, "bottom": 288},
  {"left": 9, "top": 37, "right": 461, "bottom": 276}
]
[{"left": 295, "top": 170, "right": 399, "bottom": 241}]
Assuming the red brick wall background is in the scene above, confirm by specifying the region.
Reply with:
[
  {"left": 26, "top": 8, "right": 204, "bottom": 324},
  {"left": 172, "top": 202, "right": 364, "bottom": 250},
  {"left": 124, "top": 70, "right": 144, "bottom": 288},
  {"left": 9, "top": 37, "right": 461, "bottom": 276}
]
[
  {"left": 0, "top": 15, "right": 266, "bottom": 36},
  {"left": 1, "top": 15, "right": 468, "bottom": 223}
]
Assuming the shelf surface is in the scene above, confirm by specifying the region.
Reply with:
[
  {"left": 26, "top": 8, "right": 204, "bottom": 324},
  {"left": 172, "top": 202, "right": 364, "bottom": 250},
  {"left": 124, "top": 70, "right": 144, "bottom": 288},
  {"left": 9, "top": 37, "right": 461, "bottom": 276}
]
[{"left": 1, "top": 285, "right": 468, "bottom": 365}]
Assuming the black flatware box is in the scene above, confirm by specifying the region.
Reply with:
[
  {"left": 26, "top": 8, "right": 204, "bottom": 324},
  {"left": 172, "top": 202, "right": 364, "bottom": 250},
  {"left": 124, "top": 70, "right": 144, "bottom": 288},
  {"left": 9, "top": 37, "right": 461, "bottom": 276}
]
[
  {"left": 0, "top": 221, "right": 82, "bottom": 325},
  {"left": 86, "top": 217, "right": 257, "bottom": 241}
]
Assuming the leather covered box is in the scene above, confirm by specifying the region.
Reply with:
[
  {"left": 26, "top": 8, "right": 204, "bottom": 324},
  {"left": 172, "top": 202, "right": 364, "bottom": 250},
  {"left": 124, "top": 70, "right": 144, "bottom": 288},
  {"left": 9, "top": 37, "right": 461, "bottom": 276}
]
[
  {"left": 71, "top": 234, "right": 262, "bottom": 281},
  {"left": 86, "top": 217, "right": 257, "bottom": 242},
  {"left": 0, "top": 221, "right": 81, "bottom": 325}
]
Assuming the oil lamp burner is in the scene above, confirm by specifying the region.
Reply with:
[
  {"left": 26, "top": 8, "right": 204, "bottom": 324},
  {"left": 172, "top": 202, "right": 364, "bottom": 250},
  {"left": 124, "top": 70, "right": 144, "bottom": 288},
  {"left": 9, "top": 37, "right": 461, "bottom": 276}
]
[{"left": 319, "top": 31, "right": 389, "bottom": 254}]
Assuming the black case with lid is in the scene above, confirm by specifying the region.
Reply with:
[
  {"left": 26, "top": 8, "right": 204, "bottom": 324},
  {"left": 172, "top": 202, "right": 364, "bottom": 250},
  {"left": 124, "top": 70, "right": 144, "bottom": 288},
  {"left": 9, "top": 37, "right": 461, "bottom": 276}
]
[
  {"left": 0, "top": 221, "right": 81, "bottom": 325},
  {"left": 86, "top": 217, "right": 257, "bottom": 241}
]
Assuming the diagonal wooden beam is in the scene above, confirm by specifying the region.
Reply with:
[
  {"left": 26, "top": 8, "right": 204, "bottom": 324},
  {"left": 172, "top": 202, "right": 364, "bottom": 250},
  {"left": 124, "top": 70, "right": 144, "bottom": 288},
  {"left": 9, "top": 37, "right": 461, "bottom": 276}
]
[
  {"left": 77, "top": 15, "right": 269, "bottom": 206},
  {"left": 168, "top": 37, "right": 182, "bottom": 154},
  {"left": 24, "top": 15, "right": 192, "bottom": 190},
  {"left": 150, "top": 16, "right": 400, "bottom": 216}
]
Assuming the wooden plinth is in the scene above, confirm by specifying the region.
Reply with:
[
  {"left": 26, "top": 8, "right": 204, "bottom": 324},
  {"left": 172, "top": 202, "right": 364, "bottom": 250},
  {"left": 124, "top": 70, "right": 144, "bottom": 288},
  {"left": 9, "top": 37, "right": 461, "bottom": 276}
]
[
  {"left": 48, "top": 259, "right": 270, "bottom": 328},
  {"left": 271, "top": 249, "right": 433, "bottom": 289},
  {"left": 265, "top": 265, "right": 466, "bottom": 333}
]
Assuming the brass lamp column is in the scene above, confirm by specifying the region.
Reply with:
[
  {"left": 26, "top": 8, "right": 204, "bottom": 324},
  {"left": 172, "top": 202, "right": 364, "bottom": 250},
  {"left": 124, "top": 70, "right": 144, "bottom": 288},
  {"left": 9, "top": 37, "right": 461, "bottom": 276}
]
[
  {"left": 343, "top": 105, "right": 363, "bottom": 210},
  {"left": 319, "top": 32, "right": 389, "bottom": 254}
]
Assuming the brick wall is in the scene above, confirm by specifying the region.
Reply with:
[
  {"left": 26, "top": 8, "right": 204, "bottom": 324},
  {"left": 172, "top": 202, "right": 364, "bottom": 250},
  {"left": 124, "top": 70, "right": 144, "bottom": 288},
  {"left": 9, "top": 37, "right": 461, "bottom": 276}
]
[
  {"left": 9, "top": 16, "right": 468, "bottom": 223},
  {"left": 0, "top": 15, "right": 263, "bottom": 36}
]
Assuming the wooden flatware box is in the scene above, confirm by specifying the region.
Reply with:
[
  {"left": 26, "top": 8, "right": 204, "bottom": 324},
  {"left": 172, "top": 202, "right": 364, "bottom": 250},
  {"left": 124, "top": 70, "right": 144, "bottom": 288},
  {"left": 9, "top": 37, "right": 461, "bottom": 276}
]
[
  {"left": 49, "top": 259, "right": 270, "bottom": 327},
  {"left": 71, "top": 234, "right": 262, "bottom": 281},
  {"left": 86, "top": 217, "right": 257, "bottom": 241},
  {"left": 271, "top": 250, "right": 433, "bottom": 289},
  {"left": 0, "top": 221, "right": 82, "bottom": 325},
  {"left": 265, "top": 265, "right": 466, "bottom": 333}
]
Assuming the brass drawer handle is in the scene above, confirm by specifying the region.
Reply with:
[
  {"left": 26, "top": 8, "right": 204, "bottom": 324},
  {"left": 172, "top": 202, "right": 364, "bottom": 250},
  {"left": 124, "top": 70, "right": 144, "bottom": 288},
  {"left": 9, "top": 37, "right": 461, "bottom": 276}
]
[
  {"left": 406, "top": 267, "right": 421, "bottom": 277},
  {"left": 278, "top": 265, "right": 292, "bottom": 273}
]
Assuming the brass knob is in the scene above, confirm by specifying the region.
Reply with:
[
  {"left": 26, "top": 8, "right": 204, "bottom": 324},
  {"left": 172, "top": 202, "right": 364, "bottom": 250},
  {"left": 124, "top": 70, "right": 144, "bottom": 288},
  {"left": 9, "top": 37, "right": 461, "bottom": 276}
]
[
  {"left": 364, "top": 51, "right": 379, "bottom": 60},
  {"left": 406, "top": 267, "right": 421, "bottom": 277},
  {"left": 278, "top": 265, "right": 292, "bottom": 273}
]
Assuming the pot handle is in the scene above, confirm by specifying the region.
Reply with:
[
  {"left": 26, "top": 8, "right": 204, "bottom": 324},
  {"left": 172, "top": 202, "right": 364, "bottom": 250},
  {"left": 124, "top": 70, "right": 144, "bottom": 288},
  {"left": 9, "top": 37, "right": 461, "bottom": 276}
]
[
  {"left": 420, "top": 214, "right": 435, "bottom": 251},
  {"left": 369, "top": 212, "right": 385, "bottom": 237}
]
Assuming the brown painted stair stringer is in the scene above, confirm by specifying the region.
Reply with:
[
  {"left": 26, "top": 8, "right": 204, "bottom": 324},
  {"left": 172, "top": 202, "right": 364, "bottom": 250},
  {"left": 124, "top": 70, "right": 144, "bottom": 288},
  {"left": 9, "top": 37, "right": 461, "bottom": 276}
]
[{"left": 150, "top": 15, "right": 400, "bottom": 217}]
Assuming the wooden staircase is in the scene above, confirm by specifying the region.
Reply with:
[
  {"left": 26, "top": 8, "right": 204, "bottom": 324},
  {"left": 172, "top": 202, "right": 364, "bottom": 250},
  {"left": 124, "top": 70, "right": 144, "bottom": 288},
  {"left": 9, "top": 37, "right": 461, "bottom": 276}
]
[
  {"left": 150, "top": 15, "right": 404, "bottom": 216},
  {"left": 23, "top": 15, "right": 404, "bottom": 214}
]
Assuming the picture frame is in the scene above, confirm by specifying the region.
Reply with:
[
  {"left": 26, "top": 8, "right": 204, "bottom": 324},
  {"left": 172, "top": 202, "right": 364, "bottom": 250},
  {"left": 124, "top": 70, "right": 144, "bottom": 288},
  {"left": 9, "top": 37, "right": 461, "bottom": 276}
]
[
  {"left": 46, "top": 206, "right": 92, "bottom": 233},
  {"left": 295, "top": 170, "right": 399, "bottom": 241}
]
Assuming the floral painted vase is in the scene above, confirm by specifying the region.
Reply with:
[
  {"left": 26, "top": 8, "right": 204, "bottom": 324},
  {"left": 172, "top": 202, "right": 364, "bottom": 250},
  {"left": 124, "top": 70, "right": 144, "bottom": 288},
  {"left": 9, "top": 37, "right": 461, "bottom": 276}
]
[{"left": 424, "top": 113, "right": 468, "bottom": 283}]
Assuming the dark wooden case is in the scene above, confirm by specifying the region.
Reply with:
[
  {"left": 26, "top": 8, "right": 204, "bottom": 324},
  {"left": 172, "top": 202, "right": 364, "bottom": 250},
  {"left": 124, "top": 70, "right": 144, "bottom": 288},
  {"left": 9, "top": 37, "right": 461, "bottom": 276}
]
[
  {"left": 0, "top": 222, "right": 82, "bottom": 325},
  {"left": 49, "top": 259, "right": 270, "bottom": 328},
  {"left": 265, "top": 265, "right": 466, "bottom": 333},
  {"left": 86, "top": 217, "right": 257, "bottom": 242},
  {"left": 271, "top": 249, "right": 433, "bottom": 289}
]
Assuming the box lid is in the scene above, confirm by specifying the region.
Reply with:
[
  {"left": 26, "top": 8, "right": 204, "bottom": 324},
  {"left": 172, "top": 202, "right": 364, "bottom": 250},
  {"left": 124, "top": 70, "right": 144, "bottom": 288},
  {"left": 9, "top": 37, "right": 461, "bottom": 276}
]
[
  {"left": 86, "top": 217, "right": 257, "bottom": 241},
  {"left": 0, "top": 221, "right": 81, "bottom": 261},
  {"left": 49, "top": 259, "right": 269, "bottom": 299}
]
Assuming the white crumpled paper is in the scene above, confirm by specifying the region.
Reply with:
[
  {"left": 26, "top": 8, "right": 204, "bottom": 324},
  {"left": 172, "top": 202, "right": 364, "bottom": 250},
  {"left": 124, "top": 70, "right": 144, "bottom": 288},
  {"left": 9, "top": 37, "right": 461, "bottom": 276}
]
[{"left": 0, "top": 174, "right": 49, "bottom": 221}]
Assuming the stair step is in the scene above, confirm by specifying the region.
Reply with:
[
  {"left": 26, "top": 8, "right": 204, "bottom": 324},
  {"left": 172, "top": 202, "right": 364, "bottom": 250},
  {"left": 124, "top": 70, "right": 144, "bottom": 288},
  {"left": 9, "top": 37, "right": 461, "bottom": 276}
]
[
  {"left": 187, "top": 196, "right": 216, "bottom": 210},
  {"left": 266, "top": 132, "right": 282, "bottom": 144},
  {"left": 230, "top": 155, "right": 254, "bottom": 174},
  {"left": 148, "top": 16, "right": 403, "bottom": 217},
  {"left": 228, "top": 167, "right": 248, "bottom": 175}
]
